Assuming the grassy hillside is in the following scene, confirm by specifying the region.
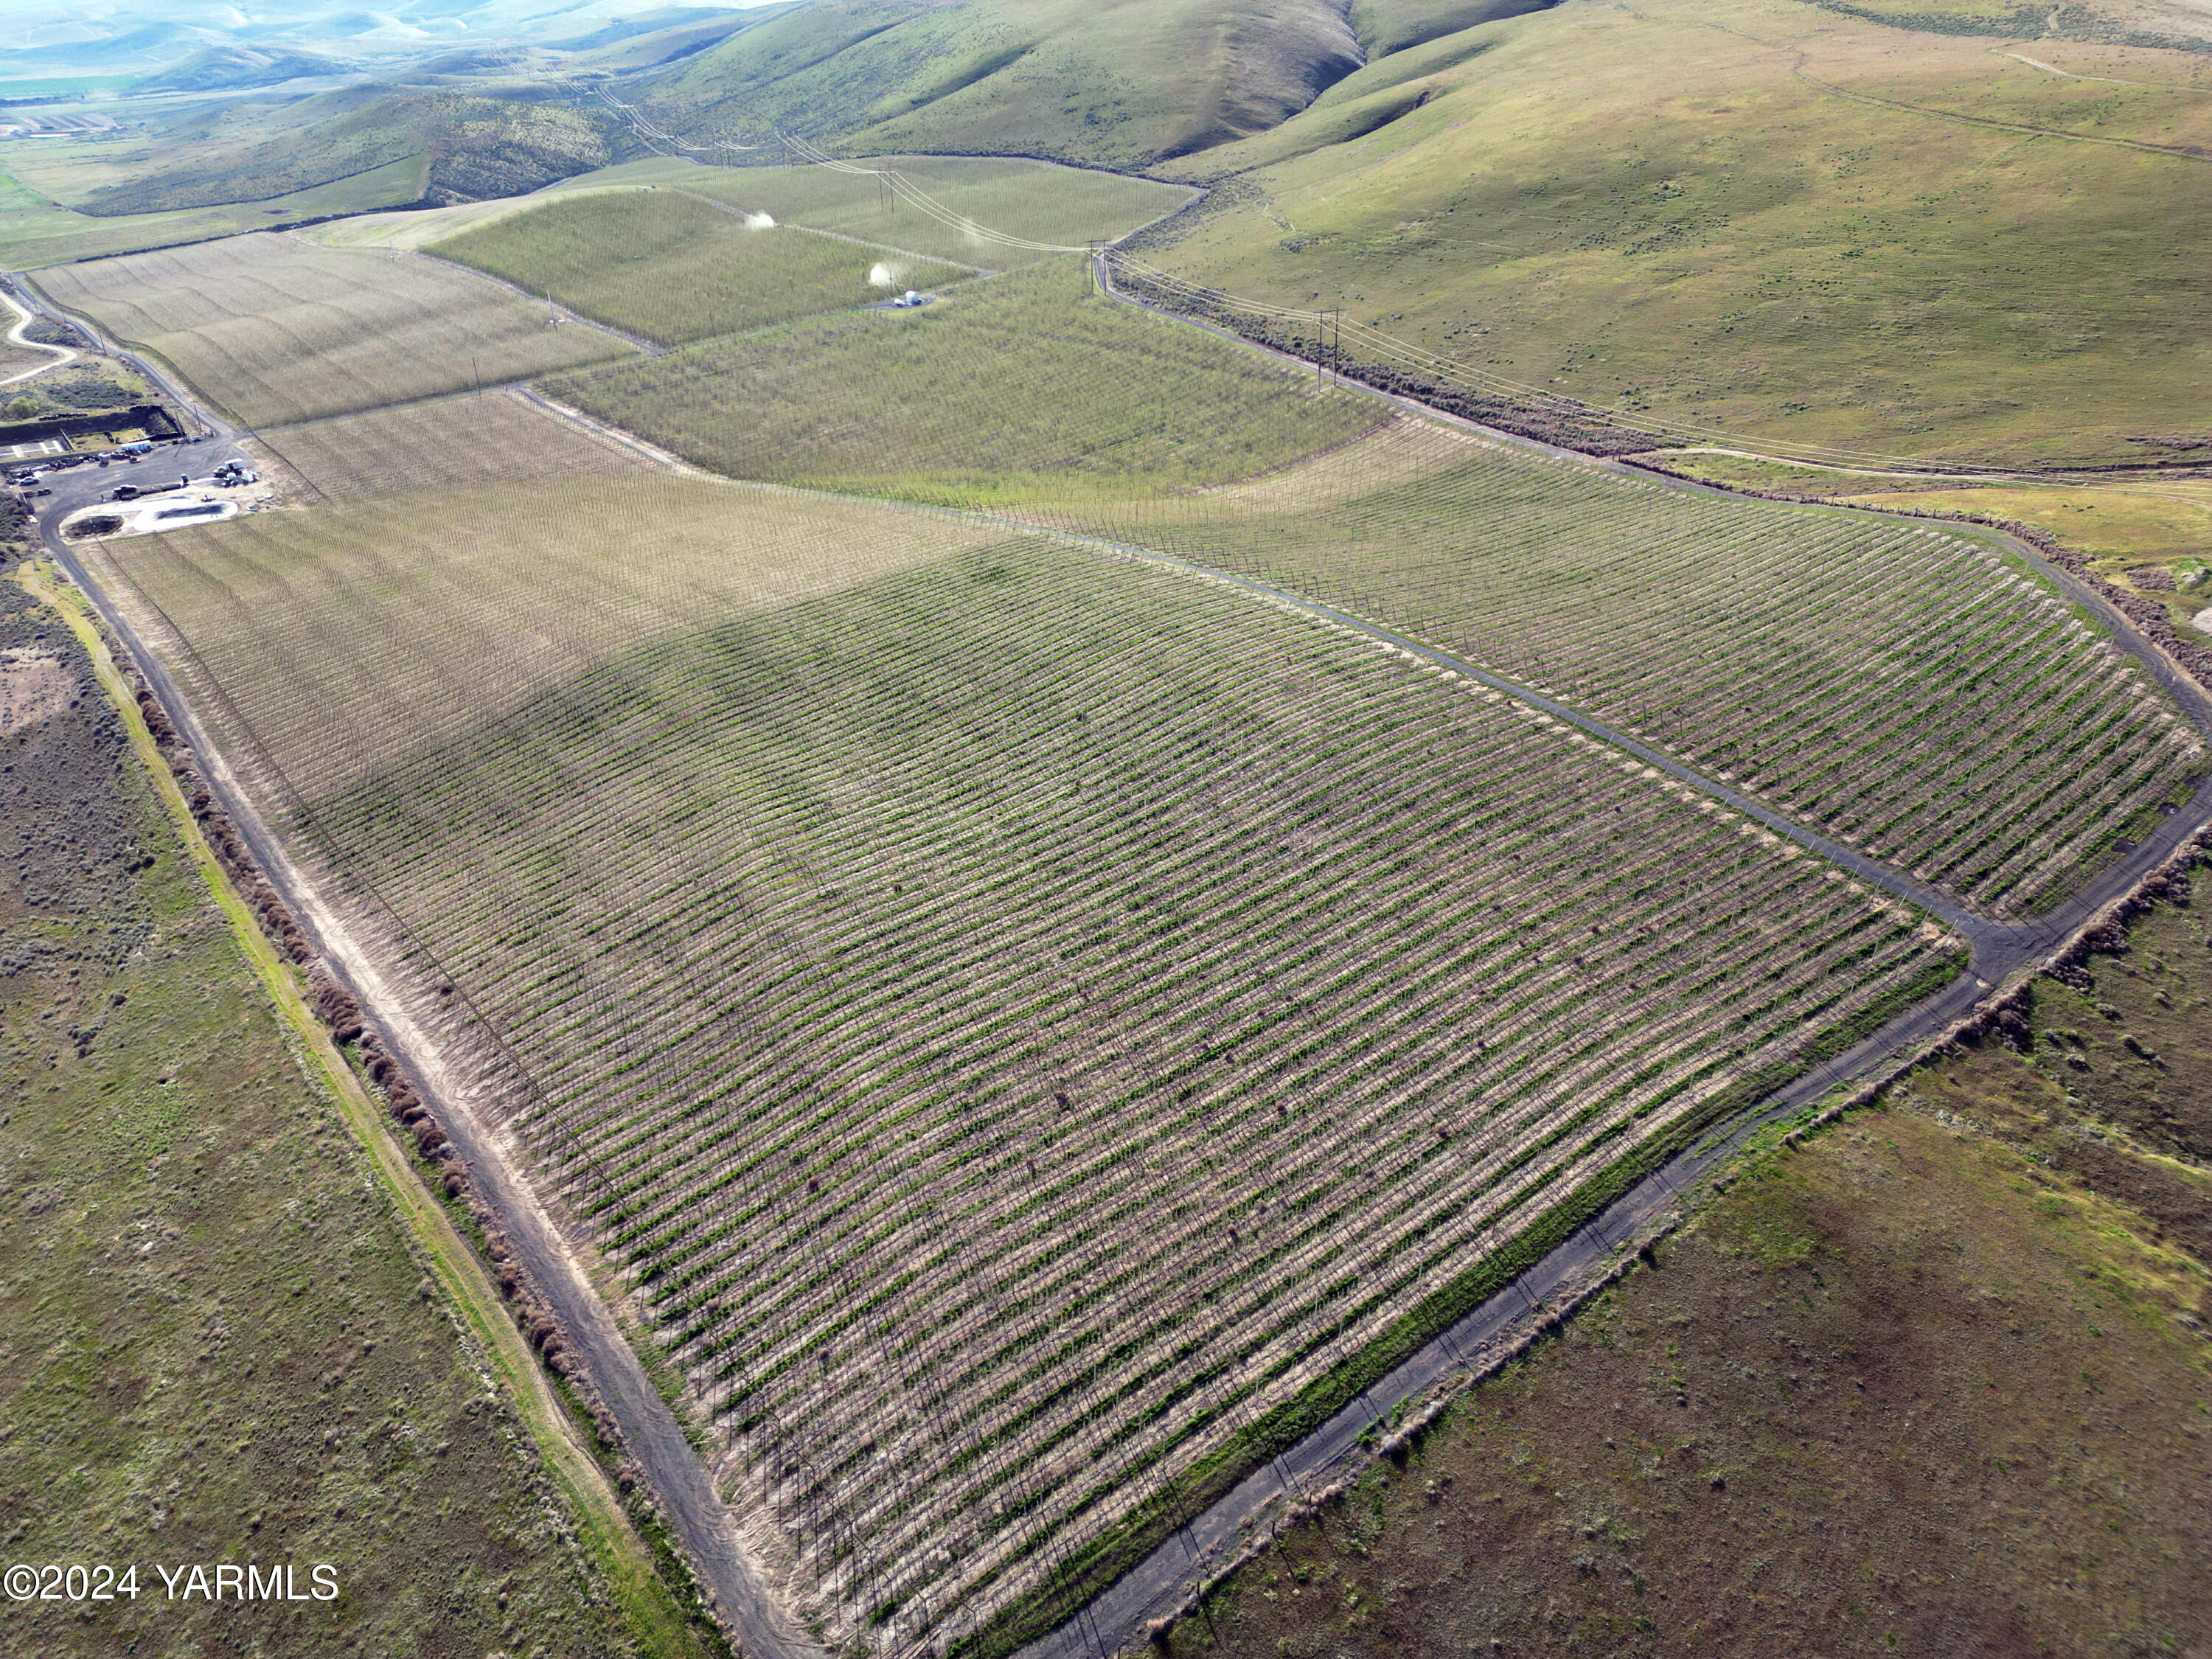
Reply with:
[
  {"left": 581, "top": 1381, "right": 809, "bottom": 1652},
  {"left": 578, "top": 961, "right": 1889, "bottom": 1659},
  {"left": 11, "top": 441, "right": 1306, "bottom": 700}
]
[
  {"left": 0, "top": 570, "right": 663, "bottom": 1658},
  {"left": 76, "top": 88, "right": 628, "bottom": 216},
  {"left": 1128, "top": 0, "right": 2212, "bottom": 466},
  {"left": 428, "top": 188, "right": 969, "bottom": 344},
  {"left": 546, "top": 255, "right": 1382, "bottom": 504},
  {"left": 563, "top": 10, "right": 762, "bottom": 72},
  {"left": 35, "top": 232, "right": 637, "bottom": 428},
  {"left": 1163, "top": 1039, "right": 2210, "bottom": 1658},
  {"left": 630, "top": 0, "right": 1368, "bottom": 170},
  {"left": 1811, "top": 0, "right": 2212, "bottom": 47},
  {"left": 133, "top": 44, "right": 358, "bottom": 94}
]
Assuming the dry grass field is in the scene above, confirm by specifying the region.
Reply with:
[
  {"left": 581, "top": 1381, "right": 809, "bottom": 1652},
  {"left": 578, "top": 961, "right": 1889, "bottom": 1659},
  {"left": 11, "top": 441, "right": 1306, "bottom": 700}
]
[
  {"left": 30, "top": 232, "right": 638, "bottom": 428},
  {"left": 88, "top": 463, "right": 1961, "bottom": 1653}
]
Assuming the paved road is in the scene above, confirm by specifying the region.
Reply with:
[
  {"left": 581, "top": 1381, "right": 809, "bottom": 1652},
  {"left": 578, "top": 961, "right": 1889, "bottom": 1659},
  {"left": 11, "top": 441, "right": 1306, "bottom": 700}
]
[
  {"left": 27, "top": 248, "right": 2212, "bottom": 1659},
  {"left": 0, "top": 285, "right": 79, "bottom": 388}
]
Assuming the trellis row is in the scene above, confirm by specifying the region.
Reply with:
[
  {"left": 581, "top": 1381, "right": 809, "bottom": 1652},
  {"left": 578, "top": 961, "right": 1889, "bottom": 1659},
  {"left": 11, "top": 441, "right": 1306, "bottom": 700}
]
[
  {"left": 1018, "top": 424, "right": 2199, "bottom": 915},
  {"left": 102, "top": 503, "right": 1952, "bottom": 1647}
]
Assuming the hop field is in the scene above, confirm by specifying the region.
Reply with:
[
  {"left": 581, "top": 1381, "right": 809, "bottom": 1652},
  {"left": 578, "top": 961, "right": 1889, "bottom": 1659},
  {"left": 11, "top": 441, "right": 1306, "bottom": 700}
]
[
  {"left": 1029, "top": 423, "right": 2206, "bottom": 916},
  {"left": 93, "top": 468, "right": 1960, "bottom": 1651},
  {"left": 545, "top": 257, "right": 1385, "bottom": 506},
  {"left": 30, "top": 232, "right": 639, "bottom": 428},
  {"left": 425, "top": 189, "right": 972, "bottom": 347}
]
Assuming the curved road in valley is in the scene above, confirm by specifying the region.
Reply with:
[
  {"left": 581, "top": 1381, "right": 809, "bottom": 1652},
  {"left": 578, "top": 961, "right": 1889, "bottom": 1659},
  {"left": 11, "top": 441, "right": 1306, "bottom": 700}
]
[{"left": 20, "top": 246, "right": 2212, "bottom": 1659}]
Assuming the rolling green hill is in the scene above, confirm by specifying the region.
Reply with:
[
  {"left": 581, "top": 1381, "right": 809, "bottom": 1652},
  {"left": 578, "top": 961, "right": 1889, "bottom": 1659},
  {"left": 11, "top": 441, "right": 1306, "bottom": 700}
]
[
  {"left": 1124, "top": 0, "right": 2212, "bottom": 467},
  {"left": 630, "top": 0, "right": 1377, "bottom": 169},
  {"left": 75, "top": 88, "right": 630, "bottom": 217}
]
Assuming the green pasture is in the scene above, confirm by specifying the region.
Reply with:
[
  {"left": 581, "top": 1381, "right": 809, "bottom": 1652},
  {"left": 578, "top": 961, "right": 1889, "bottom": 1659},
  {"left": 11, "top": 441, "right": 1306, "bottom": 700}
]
[{"left": 1134, "top": 0, "right": 2212, "bottom": 467}]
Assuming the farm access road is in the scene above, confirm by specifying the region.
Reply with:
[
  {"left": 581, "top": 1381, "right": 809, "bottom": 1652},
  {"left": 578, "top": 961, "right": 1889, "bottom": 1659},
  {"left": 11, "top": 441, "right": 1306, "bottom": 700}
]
[
  {"left": 23, "top": 239, "right": 2212, "bottom": 1659},
  {"left": 0, "top": 285, "right": 79, "bottom": 388}
]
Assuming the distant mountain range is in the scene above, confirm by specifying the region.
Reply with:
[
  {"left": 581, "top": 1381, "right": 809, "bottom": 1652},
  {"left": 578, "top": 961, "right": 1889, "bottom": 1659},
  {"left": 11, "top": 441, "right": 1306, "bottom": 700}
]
[{"left": 0, "top": 1, "right": 767, "bottom": 86}]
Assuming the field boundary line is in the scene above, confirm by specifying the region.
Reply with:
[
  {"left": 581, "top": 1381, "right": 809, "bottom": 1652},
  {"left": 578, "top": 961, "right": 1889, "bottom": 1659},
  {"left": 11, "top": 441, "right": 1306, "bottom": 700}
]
[
  {"left": 12, "top": 557, "right": 714, "bottom": 1659},
  {"left": 521, "top": 386, "right": 714, "bottom": 473},
  {"left": 1791, "top": 62, "right": 2212, "bottom": 161}
]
